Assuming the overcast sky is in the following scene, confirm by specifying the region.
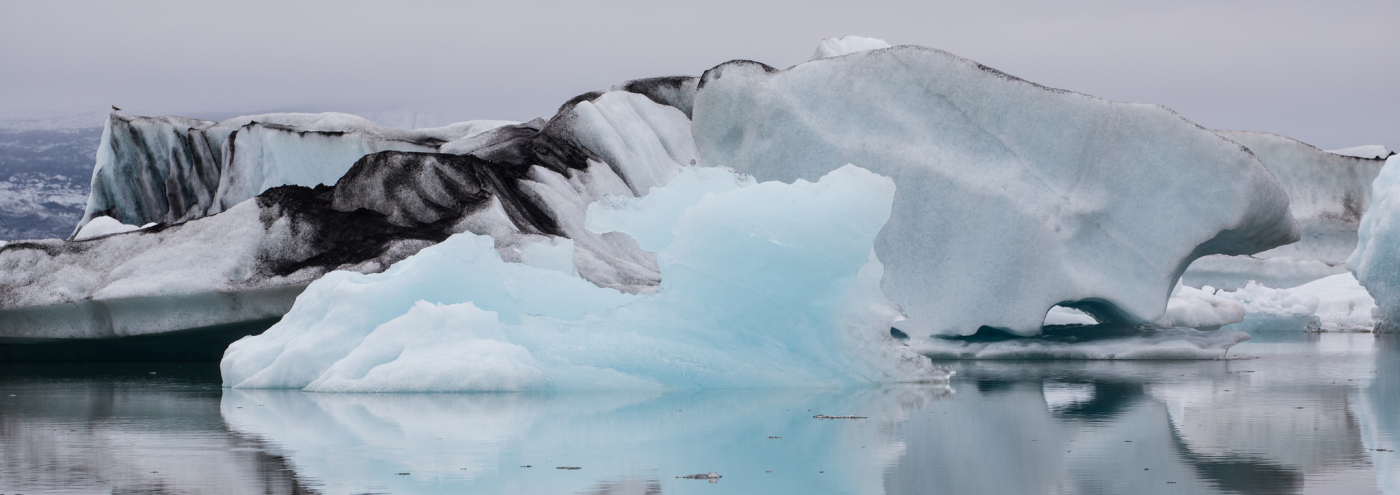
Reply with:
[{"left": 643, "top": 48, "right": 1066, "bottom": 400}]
[{"left": 1, "top": 0, "right": 1395, "bottom": 150}]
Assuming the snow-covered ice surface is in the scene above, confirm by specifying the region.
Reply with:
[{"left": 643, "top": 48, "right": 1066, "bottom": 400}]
[
  {"left": 222, "top": 166, "right": 944, "bottom": 391},
  {"left": 691, "top": 44, "right": 1298, "bottom": 337},
  {"left": 71, "top": 215, "right": 145, "bottom": 240},
  {"left": 1184, "top": 131, "right": 1385, "bottom": 291},
  {"left": 1350, "top": 155, "right": 1400, "bottom": 333},
  {"left": 1327, "top": 144, "right": 1393, "bottom": 160}
]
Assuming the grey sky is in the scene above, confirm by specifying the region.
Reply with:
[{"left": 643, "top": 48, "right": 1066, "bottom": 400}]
[{"left": 1, "top": 0, "right": 1395, "bottom": 150}]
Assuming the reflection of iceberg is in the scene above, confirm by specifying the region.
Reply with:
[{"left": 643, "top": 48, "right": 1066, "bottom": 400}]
[
  {"left": 1354, "top": 335, "right": 1400, "bottom": 493},
  {"left": 223, "top": 166, "right": 941, "bottom": 391},
  {"left": 0, "top": 366, "right": 307, "bottom": 494},
  {"left": 914, "top": 325, "right": 1250, "bottom": 360},
  {"left": 884, "top": 376, "right": 1305, "bottom": 494},
  {"left": 221, "top": 387, "right": 937, "bottom": 495}
]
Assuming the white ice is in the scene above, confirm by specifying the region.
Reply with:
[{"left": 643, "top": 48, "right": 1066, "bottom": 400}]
[
  {"left": 1043, "top": 306, "right": 1098, "bottom": 326},
  {"left": 0, "top": 202, "right": 309, "bottom": 338},
  {"left": 1155, "top": 284, "right": 1246, "bottom": 330},
  {"left": 1183, "top": 131, "right": 1385, "bottom": 291},
  {"left": 812, "top": 35, "right": 892, "bottom": 59},
  {"left": 692, "top": 44, "right": 1298, "bottom": 337},
  {"left": 1047, "top": 284, "right": 1247, "bottom": 331},
  {"left": 1327, "top": 144, "right": 1392, "bottom": 160},
  {"left": 72, "top": 215, "right": 143, "bottom": 240},
  {"left": 1349, "top": 155, "right": 1400, "bottom": 332},
  {"left": 1209, "top": 273, "right": 1376, "bottom": 333},
  {"left": 221, "top": 165, "right": 943, "bottom": 391}
]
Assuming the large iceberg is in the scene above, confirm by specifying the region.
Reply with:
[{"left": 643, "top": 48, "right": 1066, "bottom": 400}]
[
  {"left": 1184, "top": 131, "right": 1387, "bottom": 291},
  {"left": 8, "top": 37, "right": 1306, "bottom": 365},
  {"left": 1, "top": 92, "right": 693, "bottom": 341},
  {"left": 690, "top": 45, "right": 1299, "bottom": 336},
  {"left": 1350, "top": 155, "right": 1400, "bottom": 332},
  {"left": 221, "top": 166, "right": 943, "bottom": 391}
]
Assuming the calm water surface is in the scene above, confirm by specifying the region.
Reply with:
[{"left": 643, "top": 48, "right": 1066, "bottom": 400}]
[{"left": 2, "top": 334, "right": 1396, "bottom": 494}]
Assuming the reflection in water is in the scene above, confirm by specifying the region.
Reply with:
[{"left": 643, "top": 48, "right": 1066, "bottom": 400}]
[
  {"left": 1356, "top": 335, "right": 1400, "bottom": 493},
  {"left": 0, "top": 363, "right": 312, "bottom": 494},
  {"left": 1, "top": 334, "right": 1395, "bottom": 494},
  {"left": 220, "top": 386, "right": 947, "bottom": 494}
]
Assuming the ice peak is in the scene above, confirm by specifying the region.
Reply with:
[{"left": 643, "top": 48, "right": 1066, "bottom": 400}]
[{"left": 812, "top": 36, "right": 892, "bottom": 60}]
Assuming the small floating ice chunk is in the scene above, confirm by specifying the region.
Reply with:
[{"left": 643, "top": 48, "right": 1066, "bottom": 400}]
[{"left": 1154, "top": 284, "right": 1246, "bottom": 330}]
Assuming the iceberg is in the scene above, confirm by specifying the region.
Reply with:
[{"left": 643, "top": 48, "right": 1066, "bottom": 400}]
[
  {"left": 1, "top": 92, "right": 692, "bottom": 342},
  {"left": 1155, "top": 284, "right": 1246, "bottom": 331},
  {"left": 9, "top": 37, "right": 1307, "bottom": 365},
  {"left": 1349, "top": 155, "right": 1400, "bottom": 332},
  {"left": 690, "top": 44, "right": 1299, "bottom": 336},
  {"left": 1184, "top": 131, "right": 1386, "bottom": 291},
  {"left": 77, "top": 111, "right": 513, "bottom": 235},
  {"left": 1209, "top": 272, "right": 1377, "bottom": 333},
  {"left": 221, "top": 166, "right": 944, "bottom": 391}
]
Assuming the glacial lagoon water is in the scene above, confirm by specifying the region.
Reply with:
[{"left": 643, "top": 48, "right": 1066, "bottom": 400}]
[{"left": 2, "top": 334, "right": 1396, "bottom": 494}]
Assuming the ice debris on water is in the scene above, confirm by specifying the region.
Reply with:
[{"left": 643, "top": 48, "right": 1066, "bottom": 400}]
[
  {"left": 813, "top": 415, "right": 867, "bottom": 420},
  {"left": 678, "top": 471, "right": 722, "bottom": 482}
]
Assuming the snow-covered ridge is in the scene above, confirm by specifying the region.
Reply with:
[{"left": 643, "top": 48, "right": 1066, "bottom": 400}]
[{"left": 692, "top": 44, "right": 1299, "bottom": 337}]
